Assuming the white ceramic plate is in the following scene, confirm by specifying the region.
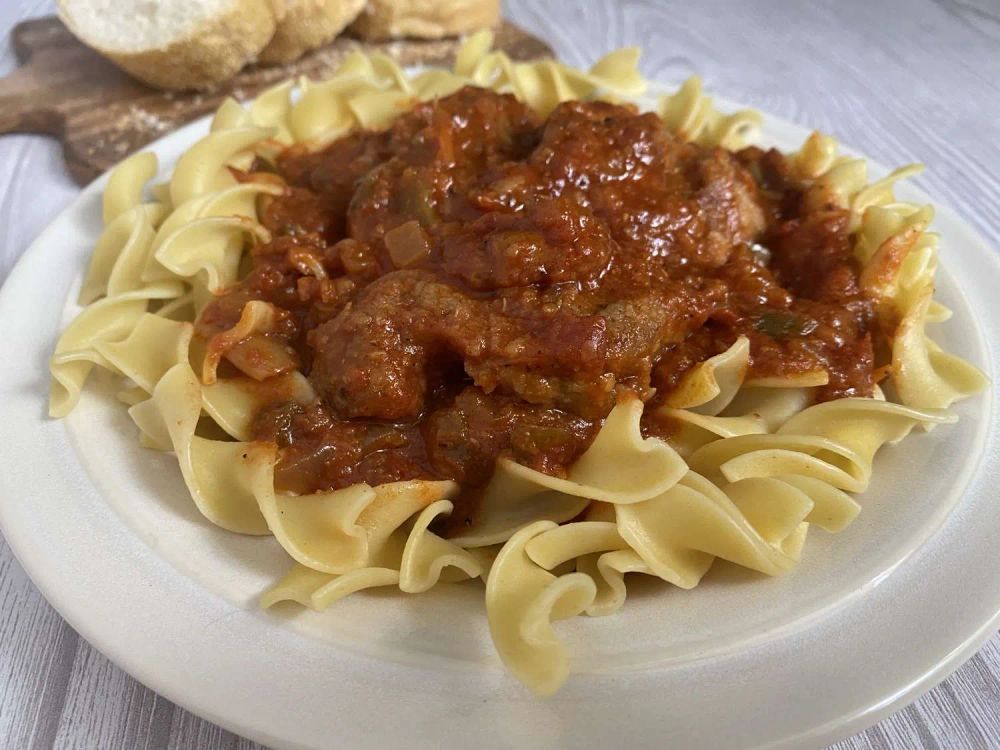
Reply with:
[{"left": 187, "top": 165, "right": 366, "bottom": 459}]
[{"left": 1, "top": 90, "right": 998, "bottom": 750}]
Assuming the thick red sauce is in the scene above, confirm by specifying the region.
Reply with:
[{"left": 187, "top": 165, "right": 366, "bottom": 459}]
[{"left": 195, "top": 87, "right": 877, "bottom": 523}]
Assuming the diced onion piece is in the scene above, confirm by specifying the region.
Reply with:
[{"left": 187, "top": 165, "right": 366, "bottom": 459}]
[
  {"left": 384, "top": 220, "right": 430, "bottom": 268},
  {"left": 225, "top": 334, "right": 299, "bottom": 381},
  {"left": 288, "top": 247, "right": 327, "bottom": 279}
]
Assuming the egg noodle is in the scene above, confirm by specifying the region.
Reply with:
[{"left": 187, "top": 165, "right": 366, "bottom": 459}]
[{"left": 49, "top": 31, "right": 986, "bottom": 695}]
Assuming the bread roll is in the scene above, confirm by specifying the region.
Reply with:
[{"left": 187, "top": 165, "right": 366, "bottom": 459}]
[
  {"left": 259, "top": 0, "right": 367, "bottom": 64},
  {"left": 58, "top": 0, "right": 283, "bottom": 90},
  {"left": 350, "top": 0, "right": 500, "bottom": 41}
]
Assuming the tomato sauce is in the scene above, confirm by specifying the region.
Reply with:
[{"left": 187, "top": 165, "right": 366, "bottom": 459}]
[{"left": 195, "top": 87, "right": 877, "bottom": 519}]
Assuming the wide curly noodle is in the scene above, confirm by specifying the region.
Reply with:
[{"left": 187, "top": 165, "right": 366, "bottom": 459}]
[{"left": 49, "top": 30, "right": 986, "bottom": 696}]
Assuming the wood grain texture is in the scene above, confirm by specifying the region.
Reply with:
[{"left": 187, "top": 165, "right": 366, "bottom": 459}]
[
  {"left": 0, "top": 16, "right": 550, "bottom": 184},
  {"left": 0, "top": 1, "right": 997, "bottom": 748}
]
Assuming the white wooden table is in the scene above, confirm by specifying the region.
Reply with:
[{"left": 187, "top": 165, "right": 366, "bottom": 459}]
[{"left": 1, "top": 0, "right": 997, "bottom": 747}]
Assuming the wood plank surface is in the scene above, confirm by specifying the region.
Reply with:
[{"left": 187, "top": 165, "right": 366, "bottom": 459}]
[{"left": 0, "top": 0, "right": 997, "bottom": 748}]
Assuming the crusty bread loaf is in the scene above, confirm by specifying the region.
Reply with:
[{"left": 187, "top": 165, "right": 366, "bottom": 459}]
[
  {"left": 259, "top": 0, "right": 366, "bottom": 64},
  {"left": 58, "top": 0, "right": 282, "bottom": 90},
  {"left": 350, "top": 0, "right": 500, "bottom": 41}
]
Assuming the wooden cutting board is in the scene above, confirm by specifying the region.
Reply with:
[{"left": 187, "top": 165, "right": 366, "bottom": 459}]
[{"left": 0, "top": 16, "right": 551, "bottom": 185}]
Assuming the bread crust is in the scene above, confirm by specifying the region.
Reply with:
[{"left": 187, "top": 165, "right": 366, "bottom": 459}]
[
  {"left": 59, "top": 0, "right": 281, "bottom": 90},
  {"left": 259, "top": 0, "right": 366, "bottom": 64},
  {"left": 350, "top": 0, "right": 500, "bottom": 41}
]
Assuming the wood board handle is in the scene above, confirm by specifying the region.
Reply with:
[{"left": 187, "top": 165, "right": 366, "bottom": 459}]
[
  {"left": 0, "top": 18, "right": 65, "bottom": 134},
  {"left": 0, "top": 17, "right": 144, "bottom": 138},
  {"left": 0, "top": 66, "right": 62, "bottom": 135}
]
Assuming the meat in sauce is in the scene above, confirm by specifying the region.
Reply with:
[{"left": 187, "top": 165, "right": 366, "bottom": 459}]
[{"left": 195, "top": 87, "right": 878, "bottom": 524}]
